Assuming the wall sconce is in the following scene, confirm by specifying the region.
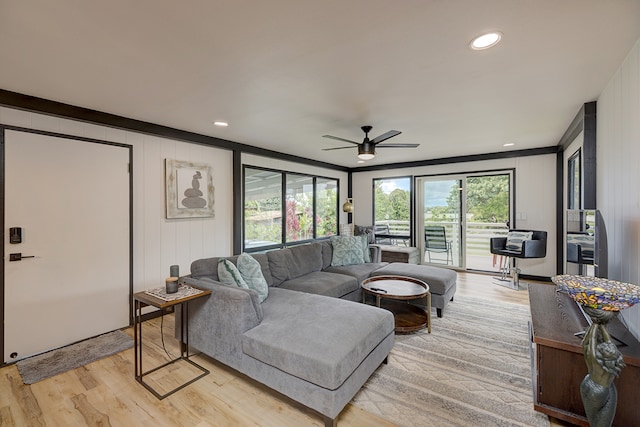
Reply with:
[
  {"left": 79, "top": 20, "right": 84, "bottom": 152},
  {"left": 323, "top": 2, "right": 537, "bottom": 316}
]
[
  {"left": 342, "top": 198, "right": 354, "bottom": 213},
  {"left": 341, "top": 198, "right": 354, "bottom": 236}
]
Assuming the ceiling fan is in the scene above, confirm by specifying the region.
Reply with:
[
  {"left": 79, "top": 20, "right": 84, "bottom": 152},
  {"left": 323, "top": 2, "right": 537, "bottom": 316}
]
[{"left": 322, "top": 125, "right": 419, "bottom": 160}]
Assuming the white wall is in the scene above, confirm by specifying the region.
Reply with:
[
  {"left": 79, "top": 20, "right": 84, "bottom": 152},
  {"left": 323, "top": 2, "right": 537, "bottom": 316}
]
[
  {"left": 597, "top": 38, "right": 640, "bottom": 339},
  {"left": 0, "top": 106, "right": 233, "bottom": 294},
  {"left": 0, "top": 109, "right": 351, "bottom": 298},
  {"left": 352, "top": 154, "right": 557, "bottom": 277}
]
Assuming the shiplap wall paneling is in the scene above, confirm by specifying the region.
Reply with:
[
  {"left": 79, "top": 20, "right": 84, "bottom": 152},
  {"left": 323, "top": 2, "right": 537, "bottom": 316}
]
[
  {"left": 0, "top": 107, "right": 233, "bottom": 298},
  {"left": 597, "top": 38, "right": 640, "bottom": 339}
]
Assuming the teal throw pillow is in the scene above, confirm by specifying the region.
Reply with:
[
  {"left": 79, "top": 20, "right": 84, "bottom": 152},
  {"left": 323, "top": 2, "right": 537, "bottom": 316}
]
[
  {"left": 360, "top": 234, "right": 371, "bottom": 263},
  {"left": 218, "top": 259, "right": 249, "bottom": 289},
  {"left": 330, "top": 235, "right": 365, "bottom": 266},
  {"left": 237, "top": 253, "right": 269, "bottom": 303},
  {"left": 505, "top": 231, "right": 533, "bottom": 252}
]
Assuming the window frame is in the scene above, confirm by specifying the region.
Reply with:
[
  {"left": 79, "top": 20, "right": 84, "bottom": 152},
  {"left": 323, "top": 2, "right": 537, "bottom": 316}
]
[
  {"left": 567, "top": 148, "right": 582, "bottom": 210},
  {"left": 372, "top": 175, "right": 413, "bottom": 246},
  {"left": 243, "top": 165, "right": 339, "bottom": 253}
]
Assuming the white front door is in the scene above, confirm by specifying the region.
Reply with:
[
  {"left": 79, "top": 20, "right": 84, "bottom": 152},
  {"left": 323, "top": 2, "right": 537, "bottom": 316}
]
[{"left": 3, "top": 129, "right": 131, "bottom": 362}]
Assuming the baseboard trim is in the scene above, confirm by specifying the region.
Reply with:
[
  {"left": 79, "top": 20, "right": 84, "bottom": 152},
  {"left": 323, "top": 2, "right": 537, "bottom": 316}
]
[{"left": 520, "top": 274, "right": 552, "bottom": 283}]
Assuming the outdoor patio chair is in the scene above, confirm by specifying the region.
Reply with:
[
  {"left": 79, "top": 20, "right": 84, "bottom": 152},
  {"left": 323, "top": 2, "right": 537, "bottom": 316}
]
[
  {"left": 374, "top": 224, "right": 393, "bottom": 244},
  {"left": 425, "top": 225, "right": 453, "bottom": 264}
]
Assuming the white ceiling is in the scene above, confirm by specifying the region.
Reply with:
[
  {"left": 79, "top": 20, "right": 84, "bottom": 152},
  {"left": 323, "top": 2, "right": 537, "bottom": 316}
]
[{"left": 1, "top": 0, "right": 639, "bottom": 167}]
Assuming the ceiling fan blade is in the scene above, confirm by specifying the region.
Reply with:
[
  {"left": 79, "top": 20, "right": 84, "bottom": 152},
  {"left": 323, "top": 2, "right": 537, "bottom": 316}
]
[
  {"left": 322, "top": 146, "right": 357, "bottom": 151},
  {"left": 322, "top": 135, "right": 360, "bottom": 145},
  {"left": 370, "top": 130, "right": 401, "bottom": 144},
  {"left": 376, "top": 143, "right": 420, "bottom": 148}
]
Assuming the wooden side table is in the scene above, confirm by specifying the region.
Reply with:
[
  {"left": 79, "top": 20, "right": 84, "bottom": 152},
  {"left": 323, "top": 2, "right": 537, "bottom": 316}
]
[
  {"left": 133, "top": 286, "right": 211, "bottom": 399},
  {"left": 378, "top": 245, "right": 420, "bottom": 264}
]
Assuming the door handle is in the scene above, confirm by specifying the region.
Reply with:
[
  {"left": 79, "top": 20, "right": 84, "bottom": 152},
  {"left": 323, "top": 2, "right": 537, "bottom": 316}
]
[{"left": 9, "top": 253, "right": 35, "bottom": 262}]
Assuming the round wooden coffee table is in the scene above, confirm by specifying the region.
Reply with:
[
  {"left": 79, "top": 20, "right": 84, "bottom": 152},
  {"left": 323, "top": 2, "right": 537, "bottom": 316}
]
[{"left": 362, "top": 275, "right": 431, "bottom": 333}]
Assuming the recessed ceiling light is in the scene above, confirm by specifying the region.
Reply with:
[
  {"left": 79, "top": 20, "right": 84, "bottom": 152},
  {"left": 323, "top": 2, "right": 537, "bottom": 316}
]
[
  {"left": 470, "top": 32, "right": 503, "bottom": 50},
  {"left": 357, "top": 160, "right": 365, "bottom": 164},
  {"left": 213, "top": 121, "right": 228, "bottom": 127},
  {"left": 503, "top": 142, "right": 515, "bottom": 147}
]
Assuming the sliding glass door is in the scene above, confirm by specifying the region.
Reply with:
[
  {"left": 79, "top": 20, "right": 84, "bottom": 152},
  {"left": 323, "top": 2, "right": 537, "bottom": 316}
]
[
  {"left": 417, "top": 171, "right": 512, "bottom": 271},
  {"left": 464, "top": 174, "right": 511, "bottom": 272},
  {"left": 417, "top": 178, "right": 462, "bottom": 267}
]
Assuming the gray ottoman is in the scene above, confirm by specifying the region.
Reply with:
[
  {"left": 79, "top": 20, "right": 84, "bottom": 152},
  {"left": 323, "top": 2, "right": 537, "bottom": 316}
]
[{"left": 370, "top": 263, "right": 457, "bottom": 317}]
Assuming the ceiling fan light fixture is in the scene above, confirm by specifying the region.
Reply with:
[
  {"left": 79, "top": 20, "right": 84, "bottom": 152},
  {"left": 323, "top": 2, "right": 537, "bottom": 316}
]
[
  {"left": 358, "top": 143, "right": 375, "bottom": 160},
  {"left": 322, "top": 125, "right": 414, "bottom": 160},
  {"left": 470, "top": 31, "right": 503, "bottom": 50}
]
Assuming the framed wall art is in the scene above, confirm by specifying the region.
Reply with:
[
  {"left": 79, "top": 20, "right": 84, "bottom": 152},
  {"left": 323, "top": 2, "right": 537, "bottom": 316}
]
[{"left": 165, "top": 159, "right": 215, "bottom": 219}]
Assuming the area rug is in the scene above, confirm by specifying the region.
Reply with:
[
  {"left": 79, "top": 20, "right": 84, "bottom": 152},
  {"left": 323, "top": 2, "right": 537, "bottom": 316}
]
[
  {"left": 352, "top": 295, "right": 550, "bottom": 427},
  {"left": 17, "top": 330, "right": 133, "bottom": 384}
]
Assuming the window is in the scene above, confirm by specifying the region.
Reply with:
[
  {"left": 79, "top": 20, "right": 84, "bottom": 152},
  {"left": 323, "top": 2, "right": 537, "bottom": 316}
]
[
  {"left": 244, "top": 168, "right": 283, "bottom": 249},
  {"left": 316, "top": 178, "right": 338, "bottom": 238},
  {"left": 373, "top": 176, "right": 412, "bottom": 245},
  {"left": 286, "top": 174, "right": 314, "bottom": 243},
  {"left": 568, "top": 149, "right": 582, "bottom": 210},
  {"left": 244, "top": 166, "right": 338, "bottom": 251}
]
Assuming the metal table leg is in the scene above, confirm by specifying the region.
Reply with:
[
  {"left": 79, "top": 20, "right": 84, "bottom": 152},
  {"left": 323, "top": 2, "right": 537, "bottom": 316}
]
[{"left": 134, "top": 300, "right": 209, "bottom": 399}]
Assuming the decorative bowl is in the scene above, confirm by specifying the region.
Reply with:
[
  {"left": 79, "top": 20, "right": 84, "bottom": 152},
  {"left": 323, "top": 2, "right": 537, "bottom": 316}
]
[{"left": 552, "top": 275, "right": 640, "bottom": 311}]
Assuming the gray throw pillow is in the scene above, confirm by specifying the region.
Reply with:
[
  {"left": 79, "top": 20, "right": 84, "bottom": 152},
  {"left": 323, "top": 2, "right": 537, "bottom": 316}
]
[
  {"left": 330, "top": 235, "right": 365, "bottom": 266},
  {"left": 218, "top": 259, "right": 249, "bottom": 288},
  {"left": 354, "top": 225, "right": 376, "bottom": 244},
  {"left": 237, "top": 253, "right": 269, "bottom": 303}
]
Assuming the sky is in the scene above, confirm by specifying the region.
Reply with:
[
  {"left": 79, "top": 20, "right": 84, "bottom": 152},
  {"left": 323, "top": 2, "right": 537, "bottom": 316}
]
[
  {"left": 379, "top": 178, "right": 457, "bottom": 208},
  {"left": 424, "top": 180, "right": 458, "bottom": 208},
  {"left": 379, "top": 179, "right": 409, "bottom": 194}
]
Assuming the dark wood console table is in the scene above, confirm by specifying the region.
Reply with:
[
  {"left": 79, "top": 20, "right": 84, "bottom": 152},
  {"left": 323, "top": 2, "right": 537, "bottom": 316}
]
[{"left": 528, "top": 283, "right": 640, "bottom": 426}]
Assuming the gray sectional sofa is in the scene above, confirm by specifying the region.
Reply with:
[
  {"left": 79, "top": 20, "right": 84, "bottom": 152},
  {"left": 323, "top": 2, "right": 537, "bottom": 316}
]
[
  {"left": 179, "top": 241, "right": 394, "bottom": 427},
  {"left": 178, "top": 239, "right": 457, "bottom": 426}
]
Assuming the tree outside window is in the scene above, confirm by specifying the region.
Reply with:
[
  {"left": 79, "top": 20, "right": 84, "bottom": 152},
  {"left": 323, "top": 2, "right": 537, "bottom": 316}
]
[
  {"left": 374, "top": 177, "right": 411, "bottom": 240},
  {"left": 316, "top": 178, "right": 338, "bottom": 238},
  {"left": 286, "top": 174, "right": 314, "bottom": 242}
]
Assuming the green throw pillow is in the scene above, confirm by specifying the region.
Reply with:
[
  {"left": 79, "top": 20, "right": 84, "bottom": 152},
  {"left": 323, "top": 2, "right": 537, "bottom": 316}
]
[
  {"left": 505, "top": 231, "right": 533, "bottom": 252},
  {"left": 237, "top": 253, "right": 269, "bottom": 303},
  {"left": 330, "top": 235, "right": 365, "bottom": 266},
  {"left": 218, "top": 259, "right": 249, "bottom": 289}
]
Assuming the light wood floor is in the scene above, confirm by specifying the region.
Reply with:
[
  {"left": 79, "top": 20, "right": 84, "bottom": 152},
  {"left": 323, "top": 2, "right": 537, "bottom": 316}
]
[{"left": 0, "top": 272, "right": 565, "bottom": 427}]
